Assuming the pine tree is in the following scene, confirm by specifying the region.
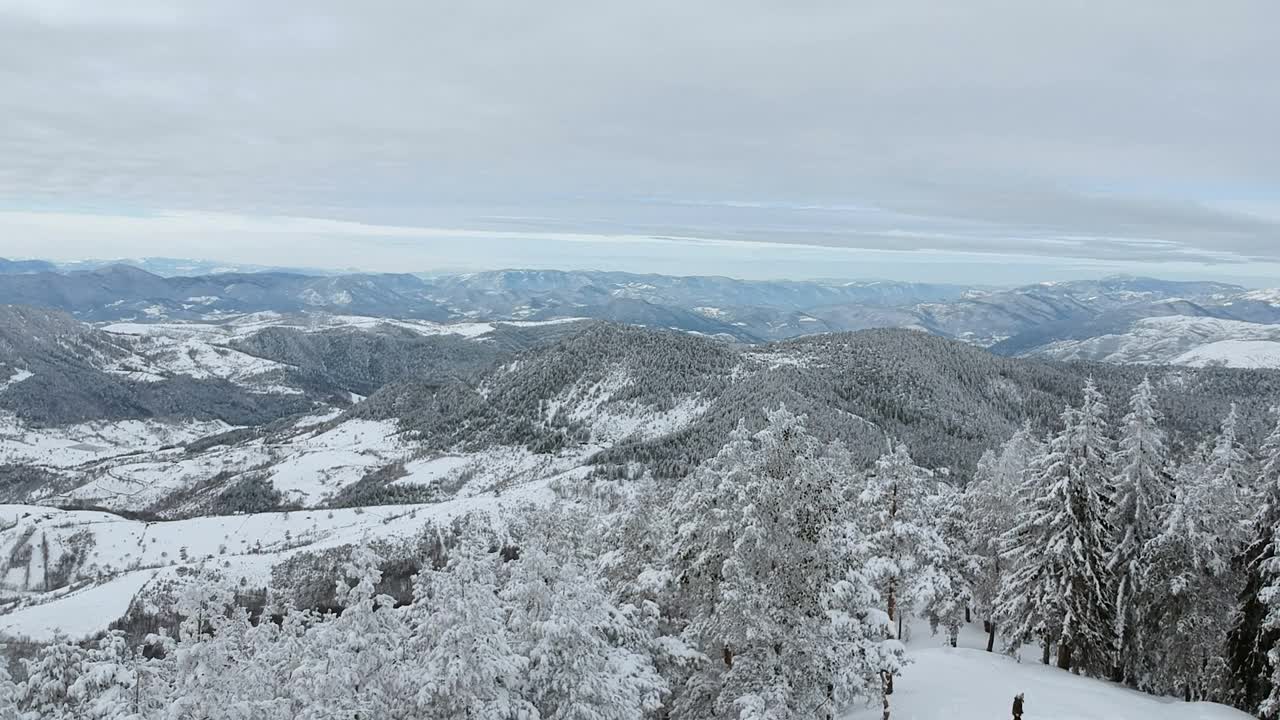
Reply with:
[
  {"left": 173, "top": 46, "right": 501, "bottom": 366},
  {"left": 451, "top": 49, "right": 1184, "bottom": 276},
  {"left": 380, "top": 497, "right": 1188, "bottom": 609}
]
[
  {"left": 1107, "top": 377, "right": 1170, "bottom": 683},
  {"left": 925, "top": 481, "right": 982, "bottom": 648},
  {"left": 291, "top": 545, "right": 411, "bottom": 720},
  {"left": 66, "top": 631, "right": 138, "bottom": 719},
  {"left": 413, "top": 524, "right": 533, "bottom": 719},
  {"left": 1231, "top": 409, "right": 1280, "bottom": 716},
  {"left": 966, "top": 422, "right": 1042, "bottom": 653},
  {"left": 995, "top": 381, "right": 1115, "bottom": 674},
  {"left": 1204, "top": 403, "right": 1252, "bottom": 543},
  {"left": 502, "top": 531, "right": 665, "bottom": 720},
  {"left": 1137, "top": 406, "right": 1252, "bottom": 700},
  {"left": 18, "top": 637, "right": 86, "bottom": 720},
  {"left": 0, "top": 663, "right": 18, "bottom": 720},
  {"left": 667, "top": 406, "right": 898, "bottom": 719},
  {"left": 859, "top": 442, "right": 949, "bottom": 646}
]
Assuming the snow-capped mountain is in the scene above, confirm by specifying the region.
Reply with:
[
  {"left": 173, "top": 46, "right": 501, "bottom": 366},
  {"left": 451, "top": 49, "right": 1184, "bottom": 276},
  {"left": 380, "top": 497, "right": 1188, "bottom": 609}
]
[{"left": 1011, "top": 315, "right": 1280, "bottom": 368}]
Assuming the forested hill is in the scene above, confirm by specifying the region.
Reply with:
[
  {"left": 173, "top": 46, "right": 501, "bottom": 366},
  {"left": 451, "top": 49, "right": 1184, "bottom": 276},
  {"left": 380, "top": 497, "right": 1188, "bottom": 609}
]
[{"left": 359, "top": 322, "right": 1280, "bottom": 480}]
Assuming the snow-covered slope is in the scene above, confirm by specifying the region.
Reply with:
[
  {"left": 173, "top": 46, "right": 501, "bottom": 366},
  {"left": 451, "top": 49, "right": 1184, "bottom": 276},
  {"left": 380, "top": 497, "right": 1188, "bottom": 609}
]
[
  {"left": 843, "top": 619, "right": 1251, "bottom": 720},
  {"left": 1023, "top": 315, "right": 1280, "bottom": 367},
  {"left": 0, "top": 473, "right": 563, "bottom": 640},
  {"left": 1172, "top": 339, "right": 1280, "bottom": 369}
]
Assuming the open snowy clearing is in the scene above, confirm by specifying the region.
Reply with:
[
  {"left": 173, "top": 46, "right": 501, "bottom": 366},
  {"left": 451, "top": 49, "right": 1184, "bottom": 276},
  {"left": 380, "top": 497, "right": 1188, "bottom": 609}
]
[
  {"left": 843, "top": 620, "right": 1251, "bottom": 720},
  {"left": 0, "top": 569, "right": 158, "bottom": 643},
  {"left": 1173, "top": 339, "right": 1280, "bottom": 369},
  {"left": 0, "top": 472, "right": 561, "bottom": 640}
]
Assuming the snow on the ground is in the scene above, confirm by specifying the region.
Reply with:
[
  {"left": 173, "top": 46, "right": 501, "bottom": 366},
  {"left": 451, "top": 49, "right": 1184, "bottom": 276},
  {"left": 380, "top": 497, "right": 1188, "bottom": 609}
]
[
  {"left": 0, "top": 477, "right": 558, "bottom": 640},
  {"left": 842, "top": 617, "right": 1252, "bottom": 720},
  {"left": 591, "top": 396, "right": 709, "bottom": 443},
  {"left": 1030, "top": 315, "right": 1280, "bottom": 367},
  {"left": 0, "top": 416, "right": 234, "bottom": 469},
  {"left": 1172, "top": 339, "right": 1280, "bottom": 369},
  {"left": 104, "top": 313, "right": 583, "bottom": 343},
  {"left": 538, "top": 371, "right": 709, "bottom": 444},
  {"left": 265, "top": 419, "right": 406, "bottom": 504},
  {"left": 0, "top": 569, "right": 158, "bottom": 642},
  {"left": 0, "top": 368, "right": 33, "bottom": 392},
  {"left": 1238, "top": 288, "right": 1280, "bottom": 306}
]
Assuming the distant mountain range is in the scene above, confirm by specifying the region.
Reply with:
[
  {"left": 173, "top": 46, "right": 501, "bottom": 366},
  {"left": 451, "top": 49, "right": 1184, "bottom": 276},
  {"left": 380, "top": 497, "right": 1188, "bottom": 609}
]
[
  {"left": 2, "top": 258, "right": 1279, "bottom": 367},
  {"left": 3, "top": 278, "right": 1279, "bottom": 643}
]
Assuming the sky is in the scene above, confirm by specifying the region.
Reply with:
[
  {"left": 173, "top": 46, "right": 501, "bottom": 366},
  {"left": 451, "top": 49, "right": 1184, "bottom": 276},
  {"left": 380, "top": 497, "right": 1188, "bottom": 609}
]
[{"left": 1, "top": 0, "right": 1279, "bottom": 284}]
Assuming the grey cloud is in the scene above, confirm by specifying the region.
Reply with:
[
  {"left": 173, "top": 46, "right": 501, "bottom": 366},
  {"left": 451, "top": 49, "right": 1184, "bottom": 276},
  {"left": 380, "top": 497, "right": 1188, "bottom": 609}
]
[{"left": 0, "top": 0, "right": 1277, "bottom": 274}]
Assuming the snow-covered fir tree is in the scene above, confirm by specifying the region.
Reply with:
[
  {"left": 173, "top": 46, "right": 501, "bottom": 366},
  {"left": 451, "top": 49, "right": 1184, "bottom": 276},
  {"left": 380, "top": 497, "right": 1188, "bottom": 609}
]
[
  {"left": 858, "top": 442, "right": 950, "bottom": 647},
  {"left": 995, "top": 380, "right": 1115, "bottom": 673},
  {"left": 1107, "top": 377, "right": 1171, "bottom": 683},
  {"left": 924, "top": 481, "right": 981, "bottom": 648},
  {"left": 1136, "top": 404, "right": 1254, "bottom": 700},
  {"left": 292, "top": 545, "right": 412, "bottom": 720},
  {"left": 1230, "top": 408, "right": 1280, "bottom": 716},
  {"left": 965, "top": 422, "right": 1043, "bottom": 653},
  {"left": 666, "top": 406, "right": 901, "bottom": 719},
  {"left": 412, "top": 522, "right": 531, "bottom": 719}
]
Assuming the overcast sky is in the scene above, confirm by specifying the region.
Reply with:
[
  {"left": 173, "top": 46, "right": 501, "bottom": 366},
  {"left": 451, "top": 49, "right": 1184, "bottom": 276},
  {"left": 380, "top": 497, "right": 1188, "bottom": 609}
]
[{"left": 2, "top": 1, "right": 1278, "bottom": 284}]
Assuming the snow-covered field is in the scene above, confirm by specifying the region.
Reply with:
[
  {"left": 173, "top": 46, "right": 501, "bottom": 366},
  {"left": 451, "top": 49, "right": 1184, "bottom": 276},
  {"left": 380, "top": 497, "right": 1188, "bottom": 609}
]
[
  {"left": 1173, "top": 339, "right": 1280, "bottom": 369},
  {"left": 0, "top": 472, "right": 560, "bottom": 640},
  {"left": 1028, "top": 315, "right": 1280, "bottom": 368},
  {"left": 843, "top": 619, "right": 1251, "bottom": 720},
  {"left": 0, "top": 415, "right": 234, "bottom": 469}
]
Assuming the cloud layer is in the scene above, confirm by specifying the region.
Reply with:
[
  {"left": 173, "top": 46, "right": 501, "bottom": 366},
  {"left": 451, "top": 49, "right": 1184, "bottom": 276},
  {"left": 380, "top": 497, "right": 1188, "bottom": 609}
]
[{"left": 1, "top": 0, "right": 1277, "bottom": 280}]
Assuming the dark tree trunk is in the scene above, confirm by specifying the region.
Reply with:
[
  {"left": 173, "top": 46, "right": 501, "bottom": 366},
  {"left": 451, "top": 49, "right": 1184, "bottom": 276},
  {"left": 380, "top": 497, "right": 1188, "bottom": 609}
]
[
  {"left": 1041, "top": 641, "right": 1051, "bottom": 666},
  {"left": 1056, "top": 643, "right": 1073, "bottom": 671},
  {"left": 986, "top": 621, "right": 997, "bottom": 652},
  {"left": 965, "top": 606, "right": 971, "bottom": 623}
]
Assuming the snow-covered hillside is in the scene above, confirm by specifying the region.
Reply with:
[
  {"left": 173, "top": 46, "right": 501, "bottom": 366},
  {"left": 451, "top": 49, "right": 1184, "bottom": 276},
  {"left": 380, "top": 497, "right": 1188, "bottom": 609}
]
[
  {"left": 0, "top": 471, "right": 562, "bottom": 640},
  {"left": 1024, "top": 315, "right": 1280, "bottom": 367},
  {"left": 1172, "top": 339, "right": 1280, "bottom": 369}
]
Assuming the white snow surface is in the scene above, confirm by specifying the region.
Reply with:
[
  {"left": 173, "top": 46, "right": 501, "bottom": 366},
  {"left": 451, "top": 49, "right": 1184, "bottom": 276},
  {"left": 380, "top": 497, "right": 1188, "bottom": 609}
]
[
  {"left": 104, "top": 313, "right": 581, "bottom": 343},
  {"left": 0, "top": 570, "right": 158, "bottom": 642},
  {"left": 1172, "top": 339, "right": 1280, "bottom": 369},
  {"left": 1028, "top": 315, "right": 1280, "bottom": 367},
  {"left": 0, "top": 368, "right": 33, "bottom": 392},
  {"left": 0, "top": 416, "right": 234, "bottom": 469},
  {"left": 842, "top": 618, "right": 1251, "bottom": 720},
  {"left": 1239, "top": 288, "right": 1280, "bottom": 306},
  {"left": 0, "top": 476, "right": 557, "bottom": 640}
]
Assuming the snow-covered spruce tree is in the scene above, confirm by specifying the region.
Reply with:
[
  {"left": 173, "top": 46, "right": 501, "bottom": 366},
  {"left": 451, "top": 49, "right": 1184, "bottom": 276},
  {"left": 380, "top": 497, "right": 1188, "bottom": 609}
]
[
  {"left": 65, "top": 631, "right": 140, "bottom": 719},
  {"left": 1229, "top": 408, "right": 1280, "bottom": 716},
  {"left": 859, "top": 442, "right": 949, "bottom": 650},
  {"left": 412, "top": 522, "right": 533, "bottom": 720},
  {"left": 1137, "top": 406, "right": 1252, "bottom": 700},
  {"left": 966, "top": 422, "right": 1042, "bottom": 653},
  {"left": 1203, "top": 403, "right": 1253, "bottom": 544},
  {"left": 164, "top": 571, "right": 308, "bottom": 720},
  {"left": 1107, "top": 377, "right": 1171, "bottom": 684},
  {"left": 0, "top": 664, "right": 17, "bottom": 720},
  {"left": 925, "top": 481, "right": 982, "bottom": 648},
  {"left": 17, "top": 636, "right": 86, "bottom": 720},
  {"left": 667, "top": 406, "right": 899, "bottom": 719},
  {"left": 995, "top": 380, "right": 1115, "bottom": 674},
  {"left": 595, "top": 474, "right": 705, "bottom": 706},
  {"left": 501, "top": 516, "right": 666, "bottom": 720},
  {"left": 291, "top": 545, "right": 411, "bottom": 720}
]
